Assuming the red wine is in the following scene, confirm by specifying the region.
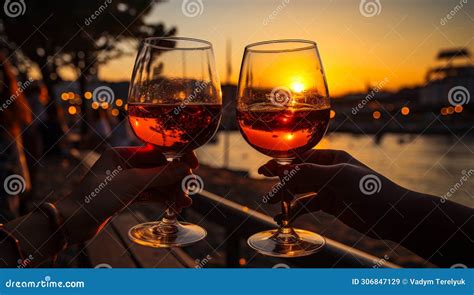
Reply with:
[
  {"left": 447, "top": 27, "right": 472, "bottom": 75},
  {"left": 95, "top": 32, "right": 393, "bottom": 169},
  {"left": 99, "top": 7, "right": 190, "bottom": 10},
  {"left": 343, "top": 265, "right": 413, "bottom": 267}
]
[
  {"left": 128, "top": 103, "right": 221, "bottom": 153},
  {"left": 237, "top": 104, "right": 330, "bottom": 158}
]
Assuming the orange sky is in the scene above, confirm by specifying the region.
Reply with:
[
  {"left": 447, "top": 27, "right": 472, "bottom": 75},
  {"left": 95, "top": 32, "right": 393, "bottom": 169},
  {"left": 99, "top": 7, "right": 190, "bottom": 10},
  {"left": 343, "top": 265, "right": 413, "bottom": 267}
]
[{"left": 94, "top": 0, "right": 473, "bottom": 96}]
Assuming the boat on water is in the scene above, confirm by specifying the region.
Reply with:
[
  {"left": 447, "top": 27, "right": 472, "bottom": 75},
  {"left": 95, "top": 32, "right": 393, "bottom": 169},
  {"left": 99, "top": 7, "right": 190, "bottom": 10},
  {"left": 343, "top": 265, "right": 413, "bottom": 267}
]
[{"left": 420, "top": 48, "right": 473, "bottom": 107}]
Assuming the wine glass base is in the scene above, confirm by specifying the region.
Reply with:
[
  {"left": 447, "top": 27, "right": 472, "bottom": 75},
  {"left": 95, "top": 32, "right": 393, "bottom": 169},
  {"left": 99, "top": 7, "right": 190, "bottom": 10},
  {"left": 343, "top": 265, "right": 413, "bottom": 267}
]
[
  {"left": 128, "top": 221, "right": 207, "bottom": 248},
  {"left": 247, "top": 228, "right": 325, "bottom": 258}
]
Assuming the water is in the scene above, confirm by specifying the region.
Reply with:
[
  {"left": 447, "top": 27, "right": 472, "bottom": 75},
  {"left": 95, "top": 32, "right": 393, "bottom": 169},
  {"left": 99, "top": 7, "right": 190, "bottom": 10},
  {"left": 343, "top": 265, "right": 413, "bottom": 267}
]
[{"left": 197, "top": 131, "right": 474, "bottom": 208}]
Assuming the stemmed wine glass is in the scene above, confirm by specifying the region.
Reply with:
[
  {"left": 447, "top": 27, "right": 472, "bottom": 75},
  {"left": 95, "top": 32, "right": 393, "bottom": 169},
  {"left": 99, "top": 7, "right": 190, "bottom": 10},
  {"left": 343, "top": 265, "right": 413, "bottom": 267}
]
[
  {"left": 236, "top": 40, "right": 330, "bottom": 257},
  {"left": 127, "top": 37, "right": 222, "bottom": 247}
]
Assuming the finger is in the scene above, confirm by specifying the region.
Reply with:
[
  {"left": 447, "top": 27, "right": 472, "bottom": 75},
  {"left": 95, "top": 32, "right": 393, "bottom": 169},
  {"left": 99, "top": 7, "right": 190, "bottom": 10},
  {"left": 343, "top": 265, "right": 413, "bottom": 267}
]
[
  {"left": 162, "top": 185, "right": 194, "bottom": 212},
  {"left": 292, "top": 149, "right": 348, "bottom": 165},
  {"left": 283, "top": 163, "right": 342, "bottom": 194},
  {"left": 111, "top": 145, "right": 168, "bottom": 168},
  {"left": 181, "top": 151, "right": 199, "bottom": 169},
  {"left": 135, "top": 162, "right": 191, "bottom": 188},
  {"left": 274, "top": 193, "right": 321, "bottom": 225},
  {"left": 137, "top": 187, "right": 193, "bottom": 210},
  {"left": 294, "top": 149, "right": 370, "bottom": 170},
  {"left": 258, "top": 159, "right": 286, "bottom": 177}
]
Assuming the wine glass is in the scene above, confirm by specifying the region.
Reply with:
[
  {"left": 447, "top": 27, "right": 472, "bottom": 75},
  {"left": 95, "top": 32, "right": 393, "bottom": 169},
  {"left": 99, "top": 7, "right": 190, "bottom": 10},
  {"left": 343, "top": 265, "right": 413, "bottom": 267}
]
[
  {"left": 236, "top": 39, "right": 330, "bottom": 257},
  {"left": 127, "top": 37, "right": 222, "bottom": 247}
]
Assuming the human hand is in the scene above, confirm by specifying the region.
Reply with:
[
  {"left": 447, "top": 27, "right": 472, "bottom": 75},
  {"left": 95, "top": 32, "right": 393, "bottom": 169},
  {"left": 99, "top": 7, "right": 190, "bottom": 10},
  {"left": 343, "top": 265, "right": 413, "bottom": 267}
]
[
  {"left": 258, "top": 149, "right": 408, "bottom": 236},
  {"left": 56, "top": 146, "right": 198, "bottom": 243}
]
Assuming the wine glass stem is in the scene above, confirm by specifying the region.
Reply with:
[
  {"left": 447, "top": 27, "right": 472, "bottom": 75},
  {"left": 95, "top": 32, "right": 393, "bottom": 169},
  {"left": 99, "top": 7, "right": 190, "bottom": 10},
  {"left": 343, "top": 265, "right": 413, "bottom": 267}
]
[
  {"left": 275, "top": 158, "right": 294, "bottom": 231},
  {"left": 163, "top": 208, "right": 177, "bottom": 223},
  {"left": 280, "top": 197, "right": 290, "bottom": 229},
  {"left": 159, "top": 155, "right": 183, "bottom": 231}
]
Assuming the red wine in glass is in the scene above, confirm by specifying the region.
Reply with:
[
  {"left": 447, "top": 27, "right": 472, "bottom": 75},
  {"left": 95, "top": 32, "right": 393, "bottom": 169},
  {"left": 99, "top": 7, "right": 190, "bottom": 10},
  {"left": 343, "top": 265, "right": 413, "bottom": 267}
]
[
  {"left": 127, "top": 37, "right": 222, "bottom": 248},
  {"left": 236, "top": 39, "right": 331, "bottom": 257},
  {"left": 237, "top": 104, "right": 330, "bottom": 159},
  {"left": 129, "top": 103, "right": 222, "bottom": 155}
]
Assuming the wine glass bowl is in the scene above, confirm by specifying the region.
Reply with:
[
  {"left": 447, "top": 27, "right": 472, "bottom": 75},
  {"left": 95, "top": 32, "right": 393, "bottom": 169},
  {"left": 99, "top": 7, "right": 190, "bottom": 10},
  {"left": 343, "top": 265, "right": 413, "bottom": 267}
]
[
  {"left": 127, "top": 37, "right": 222, "bottom": 248},
  {"left": 236, "top": 39, "right": 330, "bottom": 257}
]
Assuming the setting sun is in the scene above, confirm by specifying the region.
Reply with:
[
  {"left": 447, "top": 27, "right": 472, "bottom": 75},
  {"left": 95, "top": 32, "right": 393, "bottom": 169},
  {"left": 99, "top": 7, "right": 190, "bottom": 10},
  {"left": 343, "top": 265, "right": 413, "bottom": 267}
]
[{"left": 290, "top": 82, "right": 305, "bottom": 93}]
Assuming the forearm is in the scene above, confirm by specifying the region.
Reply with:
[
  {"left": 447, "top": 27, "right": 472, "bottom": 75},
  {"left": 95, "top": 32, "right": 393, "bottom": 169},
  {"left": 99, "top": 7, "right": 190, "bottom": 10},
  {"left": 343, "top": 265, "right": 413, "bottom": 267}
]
[
  {"left": 2, "top": 211, "right": 62, "bottom": 267},
  {"left": 380, "top": 190, "right": 473, "bottom": 267}
]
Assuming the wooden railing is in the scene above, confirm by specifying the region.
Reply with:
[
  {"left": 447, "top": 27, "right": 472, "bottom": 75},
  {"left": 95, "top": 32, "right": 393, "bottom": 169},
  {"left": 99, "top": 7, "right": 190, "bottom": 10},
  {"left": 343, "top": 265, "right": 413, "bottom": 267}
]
[
  {"left": 192, "top": 189, "right": 400, "bottom": 268},
  {"left": 72, "top": 149, "right": 400, "bottom": 268}
]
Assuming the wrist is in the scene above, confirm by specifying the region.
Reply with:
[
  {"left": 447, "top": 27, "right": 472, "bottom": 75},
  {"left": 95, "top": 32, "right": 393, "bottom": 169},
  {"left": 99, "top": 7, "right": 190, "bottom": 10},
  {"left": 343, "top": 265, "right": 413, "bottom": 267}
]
[{"left": 55, "top": 194, "right": 98, "bottom": 244}]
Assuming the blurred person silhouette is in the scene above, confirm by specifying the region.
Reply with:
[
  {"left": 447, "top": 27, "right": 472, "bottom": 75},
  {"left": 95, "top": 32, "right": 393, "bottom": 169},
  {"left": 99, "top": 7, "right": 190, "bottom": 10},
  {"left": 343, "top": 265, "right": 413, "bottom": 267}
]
[
  {"left": 259, "top": 149, "right": 473, "bottom": 268},
  {"left": 21, "top": 81, "right": 48, "bottom": 213},
  {"left": 0, "top": 146, "right": 198, "bottom": 267},
  {"left": 0, "top": 56, "right": 32, "bottom": 222}
]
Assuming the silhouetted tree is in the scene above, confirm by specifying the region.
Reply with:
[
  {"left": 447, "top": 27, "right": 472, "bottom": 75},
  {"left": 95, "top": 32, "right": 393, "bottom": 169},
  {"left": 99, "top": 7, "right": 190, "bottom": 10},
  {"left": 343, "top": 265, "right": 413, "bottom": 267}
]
[{"left": 0, "top": 0, "right": 175, "bottom": 138}]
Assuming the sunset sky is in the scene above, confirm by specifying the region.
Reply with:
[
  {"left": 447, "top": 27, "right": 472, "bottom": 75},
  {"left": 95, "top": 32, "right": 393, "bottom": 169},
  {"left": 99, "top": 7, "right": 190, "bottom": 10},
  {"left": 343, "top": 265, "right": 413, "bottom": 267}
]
[{"left": 98, "top": 0, "right": 474, "bottom": 96}]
